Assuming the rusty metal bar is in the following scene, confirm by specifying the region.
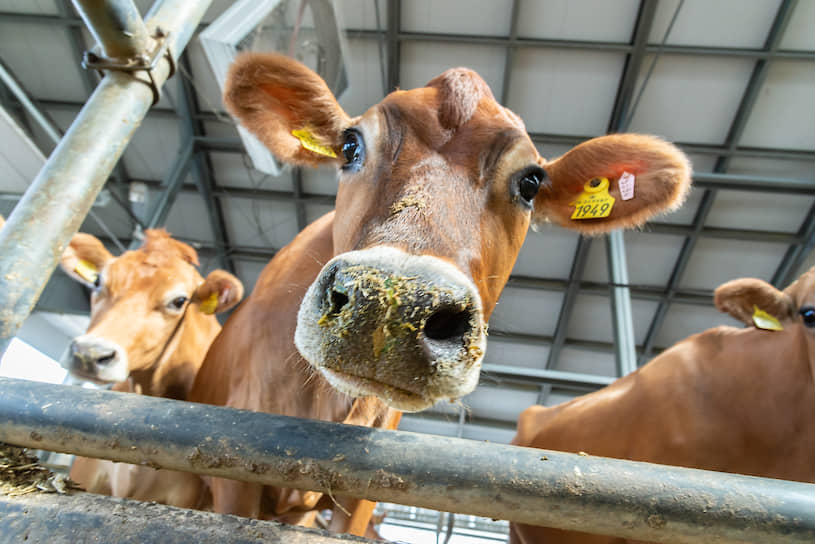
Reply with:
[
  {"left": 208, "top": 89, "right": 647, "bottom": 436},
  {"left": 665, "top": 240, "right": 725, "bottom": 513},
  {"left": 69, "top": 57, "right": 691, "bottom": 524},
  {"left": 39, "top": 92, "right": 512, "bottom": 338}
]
[
  {"left": 0, "top": 490, "right": 373, "bottom": 543},
  {"left": 1, "top": 378, "right": 813, "bottom": 544},
  {"left": 0, "top": 0, "right": 212, "bottom": 353}
]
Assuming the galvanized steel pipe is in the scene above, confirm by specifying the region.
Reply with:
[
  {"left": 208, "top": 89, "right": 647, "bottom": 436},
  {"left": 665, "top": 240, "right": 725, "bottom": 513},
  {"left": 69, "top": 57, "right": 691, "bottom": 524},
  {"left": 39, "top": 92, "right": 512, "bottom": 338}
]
[
  {"left": 72, "top": 0, "right": 154, "bottom": 62},
  {"left": 0, "top": 378, "right": 813, "bottom": 544},
  {"left": 0, "top": 0, "right": 212, "bottom": 352}
]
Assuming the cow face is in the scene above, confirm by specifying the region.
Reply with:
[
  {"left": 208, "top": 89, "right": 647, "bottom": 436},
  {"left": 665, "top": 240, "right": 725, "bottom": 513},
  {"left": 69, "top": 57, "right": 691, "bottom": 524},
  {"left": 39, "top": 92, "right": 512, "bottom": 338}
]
[
  {"left": 225, "top": 53, "right": 691, "bottom": 411},
  {"left": 715, "top": 267, "right": 815, "bottom": 334},
  {"left": 59, "top": 230, "right": 243, "bottom": 388}
]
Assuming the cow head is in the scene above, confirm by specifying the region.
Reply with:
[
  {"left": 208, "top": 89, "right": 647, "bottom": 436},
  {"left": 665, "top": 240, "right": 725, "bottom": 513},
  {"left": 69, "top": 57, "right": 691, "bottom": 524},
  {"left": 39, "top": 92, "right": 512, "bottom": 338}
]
[
  {"left": 59, "top": 230, "right": 243, "bottom": 396},
  {"left": 225, "top": 52, "right": 691, "bottom": 411},
  {"left": 715, "top": 267, "right": 815, "bottom": 333}
]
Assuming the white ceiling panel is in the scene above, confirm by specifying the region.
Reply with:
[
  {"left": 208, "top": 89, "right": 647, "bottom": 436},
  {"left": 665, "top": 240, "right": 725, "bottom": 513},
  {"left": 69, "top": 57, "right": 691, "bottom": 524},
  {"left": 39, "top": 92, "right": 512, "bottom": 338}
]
[
  {"left": 535, "top": 143, "right": 575, "bottom": 161},
  {"left": 727, "top": 156, "right": 815, "bottom": 181},
  {"left": 490, "top": 287, "right": 563, "bottom": 337},
  {"left": 555, "top": 346, "right": 615, "bottom": 377},
  {"left": 210, "top": 151, "right": 293, "bottom": 191},
  {"left": 684, "top": 153, "right": 716, "bottom": 173},
  {"left": 581, "top": 239, "right": 608, "bottom": 284},
  {"left": 161, "top": 187, "right": 216, "bottom": 243},
  {"left": 0, "top": 23, "right": 87, "bottom": 103},
  {"left": 399, "top": 42, "right": 505, "bottom": 97},
  {"left": 625, "top": 231, "right": 685, "bottom": 287},
  {"left": 482, "top": 337, "right": 548, "bottom": 370},
  {"left": 77, "top": 198, "right": 135, "bottom": 240},
  {"left": 339, "top": 38, "right": 388, "bottom": 116},
  {"left": 512, "top": 225, "right": 580, "bottom": 279},
  {"left": 508, "top": 48, "right": 624, "bottom": 135},
  {"left": 0, "top": 107, "right": 45, "bottom": 193},
  {"left": 705, "top": 190, "right": 812, "bottom": 233},
  {"left": 780, "top": 0, "right": 815, "bottom": 51},
  {"left": 121, "top": 117, "right": 181, "bottom": 181},
  {"left": 631, "top": 298, "right": 659, "bottom": 345},
  {"left": 517, "top": 0, "right": 638, "bottom": 42},
  {"left": 653, "top": 302, "right": 741, "bottom": 350},
  {"left": 679, "top": 238, "right": 787, "bottom": 291},
  {"left": 301, "top": 165, "right": 338, "bottom": 195},
  {"left": 203, "top": 119, "right": 239, "bottom": 139},
  {"left": 222, "top": 197, "right": 299, "bottom": 249},
  {"left": 464, "top": 385, "right": 540, "bottom": 424},
  {"left": 0, "top": 1, "right": 59, "bottom": 14},
  {"left": 649, "top": 0, "right": 780, "bottom": 48},
  {"left": 651, "top": 185, "right": 704, "bottom": 225},
  {"left": 739, "top": 61, "right": 815, "bottom": 151},
  {"left": 336, "top": 0, "right": 388, "bottom": 31},
  {"left": 235, "top": 259, "right": 269, "bottom": 294},
  {"left": 565, "top": 293, "right": 614, "bottom": 344},
  {"left": 627, "top": 55, "right": 754, "bottom": 144},
  {"left": 304, "top": 203, "right": 334, "bottom": 225},
  {"left": 401, "top": 0, "right": 513, "bottom": 37}
]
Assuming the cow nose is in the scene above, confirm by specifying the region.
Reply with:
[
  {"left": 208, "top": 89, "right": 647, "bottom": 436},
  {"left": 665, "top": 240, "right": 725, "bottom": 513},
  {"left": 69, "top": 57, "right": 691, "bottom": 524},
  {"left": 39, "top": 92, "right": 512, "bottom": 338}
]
[
  {"left": 296, "top": 247, "right": 486, "bottom": 410},
  {"left": 70, "top": 339, "right": 117, "bottom": 367},
  {"left": 62, "top": 336, "right": 128, "bottom": 383}
]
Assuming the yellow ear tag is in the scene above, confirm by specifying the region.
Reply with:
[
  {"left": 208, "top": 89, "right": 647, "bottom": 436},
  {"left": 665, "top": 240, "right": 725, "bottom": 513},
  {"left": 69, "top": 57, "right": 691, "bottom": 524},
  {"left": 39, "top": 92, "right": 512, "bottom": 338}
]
[
  {"left": 74, "top": 259, "right": 98, "bottom": 284},
  {"left": 752, "top": 305, "right": 783, "bottom": 331},
  {"left": 292, "top": 129, "right": 337, "bottom": 158},
  {"left": 570, "top": 177, "right": 615, "bottom": 220},
  {"left": 200, "top": 292, "right": 219, "bottom": 315}
]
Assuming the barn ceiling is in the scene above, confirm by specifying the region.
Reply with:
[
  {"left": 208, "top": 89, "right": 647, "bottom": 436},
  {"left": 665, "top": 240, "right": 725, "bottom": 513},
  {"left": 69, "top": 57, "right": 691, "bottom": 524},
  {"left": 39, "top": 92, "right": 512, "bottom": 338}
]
[{"left": 1, "top": 0, "right": 814, "bottom": 449}]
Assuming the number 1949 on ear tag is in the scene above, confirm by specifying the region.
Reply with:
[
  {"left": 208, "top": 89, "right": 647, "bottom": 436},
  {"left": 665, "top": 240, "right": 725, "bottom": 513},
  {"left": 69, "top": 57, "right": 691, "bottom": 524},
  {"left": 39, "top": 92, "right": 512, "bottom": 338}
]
[{"left": 570, "top": 177, "right": 615, "bottom": 220}]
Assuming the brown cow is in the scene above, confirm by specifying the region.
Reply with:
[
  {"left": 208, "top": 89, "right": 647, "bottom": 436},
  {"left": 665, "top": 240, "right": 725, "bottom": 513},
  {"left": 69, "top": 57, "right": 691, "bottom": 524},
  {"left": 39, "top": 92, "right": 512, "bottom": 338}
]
[
  {"left": 59, "top": 229, "right": 243, "bottom": 508},
  {"left": 510, "top": 268, "right": 815, "bottom": 544},
  {"left": 188, "top": 52, "right": 691, "bottom": 531}
]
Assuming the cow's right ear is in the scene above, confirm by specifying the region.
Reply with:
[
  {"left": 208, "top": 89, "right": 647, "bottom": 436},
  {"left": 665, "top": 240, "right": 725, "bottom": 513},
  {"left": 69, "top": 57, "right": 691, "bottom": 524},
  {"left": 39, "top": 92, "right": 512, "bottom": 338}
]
[
  {"left": 192, "top": 270, "right": 244, "bottom": 315},
  {"left": 60, "top": 233, "right": 114, "bottom": 288},
  {"left": 714, "top": 278, "right": 795, "bottom": 327},
  {"left": 224, "top": 52, "right": 350, "bottom": 168}
]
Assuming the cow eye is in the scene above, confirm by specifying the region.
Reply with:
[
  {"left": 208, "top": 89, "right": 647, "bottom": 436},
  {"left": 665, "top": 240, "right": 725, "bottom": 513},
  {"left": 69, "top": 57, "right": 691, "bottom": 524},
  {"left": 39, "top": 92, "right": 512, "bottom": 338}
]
[
  {"left": 93, "top": 275, "right": 102, "bottom": 290},
  {"left": 342, "top": 130, "right": 364, "bottom": 170},
  {"left": 517, "top": 168, "right": 545, "bottom": 204},
  {"left": 167, "top": 296, "right": 188, "bottom": 311},
  {"left": 799, "top": 307, "right": 815, "bottom": 327}
]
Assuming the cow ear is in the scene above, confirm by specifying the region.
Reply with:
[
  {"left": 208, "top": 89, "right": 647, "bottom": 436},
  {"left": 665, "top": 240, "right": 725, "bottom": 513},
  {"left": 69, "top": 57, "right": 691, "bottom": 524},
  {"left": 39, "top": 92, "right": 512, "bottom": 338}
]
[
  {"left": 192, "top": 270, "right": 245, "bottom": 315},
  {"left": 534, "top": 134, "right": 692, "bottom": 234},
  {"left": 714, "top": 278, "right": 795, "bottom": 327},
  {"left": 60, "top": 233, "right": 114, "bottom": 288},
  {"left": 224, "top": 52, "right": 350, "bottom": 168}
]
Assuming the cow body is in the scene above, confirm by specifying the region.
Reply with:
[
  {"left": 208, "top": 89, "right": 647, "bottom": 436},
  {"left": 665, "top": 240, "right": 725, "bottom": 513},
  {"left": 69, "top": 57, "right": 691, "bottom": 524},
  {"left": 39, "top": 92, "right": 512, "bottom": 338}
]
[
  {"left": 60, "top": 230, "right": 242, "bottom": 508},
  {"left": 510, "top": 269, "right": 815, "bottom": 544},
  {"left": 191, "top": 52, "right": 691, "bottom": 530}
]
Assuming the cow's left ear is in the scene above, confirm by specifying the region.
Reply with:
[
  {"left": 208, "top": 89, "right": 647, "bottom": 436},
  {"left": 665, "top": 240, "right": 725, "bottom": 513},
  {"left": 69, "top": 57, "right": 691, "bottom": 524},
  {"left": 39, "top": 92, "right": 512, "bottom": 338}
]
[
  {"left": 714, "top": 278, "right": 795, "bottom": 326},
  {"left": 192, "top": 270, "right": 245, "bottom": 315},
  {"left": 224, "top": 52, "right": 350, "bottom": 168},
  {"left": 534, "top": 134, "right": 692, "bottom": 234}
]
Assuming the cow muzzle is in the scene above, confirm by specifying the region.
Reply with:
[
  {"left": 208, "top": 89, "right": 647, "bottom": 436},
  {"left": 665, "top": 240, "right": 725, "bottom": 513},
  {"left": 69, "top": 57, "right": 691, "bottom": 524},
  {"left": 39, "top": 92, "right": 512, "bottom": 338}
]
[
  {"left": 61, "top": 335, "right": 129, "bottom": 384},
  {"left": 295, "top": 247, "right": 486, "bottom": 412}
]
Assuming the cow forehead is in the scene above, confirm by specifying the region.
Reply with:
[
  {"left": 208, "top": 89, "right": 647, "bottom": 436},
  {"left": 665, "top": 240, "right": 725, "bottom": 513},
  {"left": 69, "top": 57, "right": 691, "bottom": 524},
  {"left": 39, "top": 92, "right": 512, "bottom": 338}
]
[
  {"left": 103, "top": 250, "right": 200, "bottom": 296},
  {"left": 372, "top": 83, "right": 529, "bottom": 154},
  {"left": 786, "top": 266, "right": 815, "bottom": 307}
]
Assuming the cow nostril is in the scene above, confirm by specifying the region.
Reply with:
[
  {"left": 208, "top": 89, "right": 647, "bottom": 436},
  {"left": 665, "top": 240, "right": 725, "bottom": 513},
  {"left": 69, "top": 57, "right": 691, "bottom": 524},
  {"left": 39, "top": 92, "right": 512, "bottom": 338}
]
[
  {"left": 424, "top": 308, "right": 472, "bottom": 341},
  {"left": 95, "top": 351, "right": 117, "bottom": 366},
  {"left": 328, "top": 289, "right": 350, "bottom": 315}
]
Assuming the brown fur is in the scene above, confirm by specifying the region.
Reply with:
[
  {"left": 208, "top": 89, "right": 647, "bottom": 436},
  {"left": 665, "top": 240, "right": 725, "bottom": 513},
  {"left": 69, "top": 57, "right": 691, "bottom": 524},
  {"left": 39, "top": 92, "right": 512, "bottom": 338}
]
[
  {"left": 715, "top": 277, "right": 796, "bottom": 325},
  {"left": 207, "top": 52, "right": 693, "bottom": 532},
  {"left": 510, "top": 267, "right": 815, "bottom": 544},
  {"left": 61, "top": 230, "right": 242, "bottom": 509}
]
